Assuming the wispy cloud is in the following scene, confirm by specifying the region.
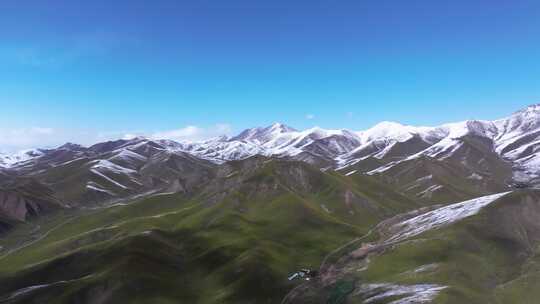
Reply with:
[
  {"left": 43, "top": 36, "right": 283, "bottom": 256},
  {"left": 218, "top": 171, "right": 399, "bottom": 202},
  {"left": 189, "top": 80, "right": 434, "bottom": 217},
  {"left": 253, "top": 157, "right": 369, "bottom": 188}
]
[
  {"left": 151, "top": 126, "right": 201, "bottom": 140},
  {"left": 0, "top": 123, "right": 233, "bottom": 154},
  {"left": 305, "top": 114, "right": 316, "bottom": 120},
  {"left": 97, "top": 124, "right": 233, "bottom": 144},
  {"left": 8, "top": 48, "right": 59, "bottom": 67},
  {"left": 122, "top": 133, "right": 140, "bottom": 140},
  {"left": 0, "top": 127, "right": 57, "bottom": 153},
  {"left": 150, "top": 124, "right": 232, "bottom": 142},
  {"left": 1, "top": 32, "right": 138, "bottom": 68},
  {"left": 2, "top": 45, "right": 98, "bottom": 68}
]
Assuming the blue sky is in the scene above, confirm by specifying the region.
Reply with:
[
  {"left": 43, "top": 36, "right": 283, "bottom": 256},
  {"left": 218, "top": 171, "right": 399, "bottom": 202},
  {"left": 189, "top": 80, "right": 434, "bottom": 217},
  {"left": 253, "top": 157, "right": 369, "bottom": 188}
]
[{"left": 1, "top": 0, "right": 540, "bottom": 151}]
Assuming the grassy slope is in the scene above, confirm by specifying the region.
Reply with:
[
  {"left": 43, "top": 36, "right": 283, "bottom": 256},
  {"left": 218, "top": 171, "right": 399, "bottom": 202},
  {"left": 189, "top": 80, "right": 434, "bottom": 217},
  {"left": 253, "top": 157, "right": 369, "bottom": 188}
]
[
  {"left": 0, "top": 159, "right": 418, "bottom": 303},
  {"left": 337, "top": 190, "right": 540, "bottom": 304}
]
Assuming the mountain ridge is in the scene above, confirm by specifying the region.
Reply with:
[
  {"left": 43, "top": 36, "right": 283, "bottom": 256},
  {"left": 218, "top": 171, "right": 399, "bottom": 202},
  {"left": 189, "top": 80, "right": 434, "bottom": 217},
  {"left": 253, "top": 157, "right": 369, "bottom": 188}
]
[
  {"left": 1, "top": 105, "right": 540, "bottom": 304},
  {"left": 3, "top": 104, "right": 539, "bottom": 168},
  {"left": 3, "top": 105, "right": 540, "bottom": 194}
]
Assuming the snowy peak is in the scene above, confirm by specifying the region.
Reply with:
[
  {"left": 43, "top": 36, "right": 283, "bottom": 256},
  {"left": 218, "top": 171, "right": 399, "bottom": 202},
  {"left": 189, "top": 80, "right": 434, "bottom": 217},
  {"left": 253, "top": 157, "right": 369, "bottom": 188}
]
[
  {"left": 437, "top": 120, "right": 498, "bottom": 140},
  {"left": 301, "top": 126, "right": 350, "bottom": 138},
  {"left": 355, "top": 121, "right": 449, "bottom": 146},
  {"left": 358, "top": 121, "right": 417, "bottom": 143},
  {"left": 4, "top": 104, "right": 540, "bottom": 184},
  {"left": 512, "top": 103, "right": 540, "bottom": 116},
  {"left": 268, "top": 122, "right": 296, "bottom": 134},
  {"left": 495, "top": 103, "right": 540, "bottom": 140},
  {"left": 58, "top": 142, "right": 87, "bottom": 151},
  {"left": 0, "top": 149, "right": 45, "bottom": 168},
  {"left": 176, "top": 123, "right": 361, "bottom": 163},
  {"left": 230, "top": 123, "right": 297, "bottom": 144}
]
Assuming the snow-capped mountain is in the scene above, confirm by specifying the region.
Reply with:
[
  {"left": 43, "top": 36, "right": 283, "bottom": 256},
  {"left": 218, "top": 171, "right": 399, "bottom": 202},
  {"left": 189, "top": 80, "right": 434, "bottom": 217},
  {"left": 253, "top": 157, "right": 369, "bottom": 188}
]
[
  {"left": 230, "top": 122, "right": 297, "bottom": 144},
  {"left": 0, "top": 149, "right": 44, "bottom": 167},
  {"left": 163, "top": 123, "right": 361, "bottom": 165},
  {"left": 493, "top": 105, "right": 540, "bottom": 180},
  {"left": 365, "top": 106, "right": 540, "bottom": 175},
  {"left": 3, "top": 104, "right": 540, "bottom": 187},
  {"left": 173, "top": 136, "right": 264, "bottom": 163}
]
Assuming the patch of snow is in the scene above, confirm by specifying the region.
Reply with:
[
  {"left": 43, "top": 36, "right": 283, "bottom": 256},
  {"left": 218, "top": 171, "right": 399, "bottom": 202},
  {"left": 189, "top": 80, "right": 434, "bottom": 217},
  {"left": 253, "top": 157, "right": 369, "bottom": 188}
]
[
  {"left": 415, "top": 175, "right": 433, "bottom": 182},
  {"left": 4, "top": 274, "right": 94, "bottom": 301},
  {"left": 358, "top": 283, "right": 447, "bottom": 304},
  {"left": 86, "top": 182, "right": 116, "bottom": 196},
  {"left": 90, "top": 169, "right": 129, "bottom": 189},
  {"left": 6, "top": 284, "right": 52, "bottom": 300},
  {"left": 109, "top": 149, "right": 147, "bottom": 162},
  {"left": 418, "top": 185, "right": 443, "bottom": 198},
  {"left": 386, "top": 192, "right": 511, "bottom": 243},
  {"left": 57, "top": 156, "right": 88, "bottom": 166},
  {"left": 413, "top": 263, "right": 439, "bottom": 274},
  {"left": 0, "top": 149, "right": 44, "bottom": 167},
  {"left": 225, "top": 171, "right": 238, "bottom": 178},
  {"left": 321, "top": 204, "right": 331, "bottom": 213},
  {"left": 356, "top": 122, "right": 435, "bottom": 144},
  {"left": 468, "top": 173, "right": 483, "bottom": 180},
  {"left": 366, "top": 160, "right": 400, "bottom": 175},
  {"left": 345, "top": 170, "right": 357, "bottom": 176},
  {"left": 91, "top": 160, "right": 137, "bottom": 174}
]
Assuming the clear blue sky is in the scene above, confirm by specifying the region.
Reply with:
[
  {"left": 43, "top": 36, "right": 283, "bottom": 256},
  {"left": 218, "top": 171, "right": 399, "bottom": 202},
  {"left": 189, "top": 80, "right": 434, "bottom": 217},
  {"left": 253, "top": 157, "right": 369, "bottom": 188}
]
[{"left": 1, "top": 0, "right": 539, "bottom": 150}]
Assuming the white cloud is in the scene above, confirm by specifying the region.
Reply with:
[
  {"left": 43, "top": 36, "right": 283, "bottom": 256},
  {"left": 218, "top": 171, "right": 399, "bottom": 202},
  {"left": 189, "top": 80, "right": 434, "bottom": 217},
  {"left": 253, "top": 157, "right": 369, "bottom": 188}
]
[
  {"left": 122, "top": 133, "right": 139, "bottom": 140},
  {"left": 305, "top": 114, "right": 316, "bottom": 120},
  {"left": 0, "top": 127, "right": 58, "bottom": 153},
  {"left": 214, "top": 123, "right": 233, "bottom": 134},
  {"left": 151, "top": 125, "right": 201, "bottom": 141},
  {"left": 150, "top": 124, "right": 232, "bottom": 142},
  {"left": 1, "top": 32, "right": 136, "bottom": 68},
  {"left": 32, "top": 127, "right": 54, "bottom": 134},
  {"left": 0, "top": 124, "right": 234, "bottom": 154}
]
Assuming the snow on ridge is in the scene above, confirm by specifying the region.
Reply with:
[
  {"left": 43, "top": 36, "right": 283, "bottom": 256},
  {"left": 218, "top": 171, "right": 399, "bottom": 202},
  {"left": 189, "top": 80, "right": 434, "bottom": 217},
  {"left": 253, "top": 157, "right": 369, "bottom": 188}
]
[
  {"left": 495, "top": 105, "right": 540, "bottom": 146},
  {"left": 5, "top": 104, "right": 540, "bottom": 177},
  {"left": 440, "top": 120, "right": 498, "bottom": 139},
  {"left": 91, "top": 160, "right": 137, "bottom": 174},
  {"left": 468, "top": 173, "right": 483, "bottom": 180},
  {"left": 356, "top": 121, "right": 417, "bottom": 144},
  {"left": 358, "top": 283, "right": 447, "bottom": 304},
  {"left": 355, "top": 121, "right": 445, "bottom": 145},
  {"left": 175, "top": 123, "right": 360, "bottom": 163},
  {"left": 0, "top": 149, "right": 44, "bottom": 168},
  {"left": 343, "top": 106, "right": 540, "bottom": 173},
  {"left": 89, "top": 160, "right": 137, "bottom": 189},
  {"left": 418, "top": 184, "right": 443, "bottom": 198},
  {"left": 385, "top": 192, "right": 512, "bottom": 243},
  {"left": 90, "top": 169, "right": 129, "bottom": 189},
  {"left": 345, "top": 170, "right": 357, "bottom": 176},
  {"left": 180, "top": 139, "right": 264, "bottom": 163},
  {"left": 86, "top": 182, "right": 116, "bottom": 196},
  {"left": 108, "top": 149, "right": 147, "bottom": 162}
]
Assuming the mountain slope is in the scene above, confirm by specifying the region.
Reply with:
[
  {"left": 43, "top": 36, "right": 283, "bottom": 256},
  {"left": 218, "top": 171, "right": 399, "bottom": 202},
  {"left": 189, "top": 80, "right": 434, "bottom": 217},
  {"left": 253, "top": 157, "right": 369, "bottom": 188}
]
[
  {"left": 0, "top": 158, "right": 422, "bottom": 304},
  {"left": 0, "top": 178, "right": 64, "bottom": 224},
  {"left": 3, "top": 104, "right": 540, "bottom": 190},
  {"left": 287, "top": 189, "right": 540, "bottom": 304},
  {"left": 0, "top": 105, "right": 540, "bottom": 303}
]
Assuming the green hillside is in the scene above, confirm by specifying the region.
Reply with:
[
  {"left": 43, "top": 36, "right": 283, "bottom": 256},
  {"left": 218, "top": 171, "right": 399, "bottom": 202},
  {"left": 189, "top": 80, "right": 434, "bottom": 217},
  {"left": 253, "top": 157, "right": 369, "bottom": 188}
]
[{"left": 0, "top": 159, "right": 418, "bottom": 303}]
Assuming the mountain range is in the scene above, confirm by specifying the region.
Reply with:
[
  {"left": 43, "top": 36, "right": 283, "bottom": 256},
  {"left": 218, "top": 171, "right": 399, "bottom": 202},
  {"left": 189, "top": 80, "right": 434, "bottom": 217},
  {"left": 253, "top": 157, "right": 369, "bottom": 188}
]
[
  {"left": 1, "top": 104, "right": 540, "bottom": 303},
  {"left": 5, "top": 104, "right": 540, "bottom": 174}
]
